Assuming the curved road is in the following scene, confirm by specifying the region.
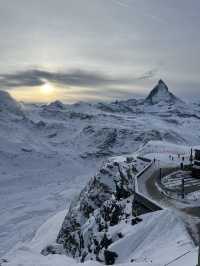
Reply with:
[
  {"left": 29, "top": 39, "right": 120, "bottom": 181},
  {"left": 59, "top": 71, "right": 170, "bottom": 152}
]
[{"left": 137, "top": 162, "right": 200, "bottom": 245}]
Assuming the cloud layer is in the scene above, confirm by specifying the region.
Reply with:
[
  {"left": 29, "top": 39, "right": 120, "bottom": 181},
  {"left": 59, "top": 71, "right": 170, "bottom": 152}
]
[{"left": 0, "top": 68, "right": 156, "bottom": 90}]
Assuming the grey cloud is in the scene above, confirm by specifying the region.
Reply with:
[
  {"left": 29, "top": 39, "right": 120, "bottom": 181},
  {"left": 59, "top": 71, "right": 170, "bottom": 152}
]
[
  {"left": 0, "top": 68, "right": 157, "bottom": 90},
  {"left": 111, "top": 0, "right": 129, "bottom": 8}
]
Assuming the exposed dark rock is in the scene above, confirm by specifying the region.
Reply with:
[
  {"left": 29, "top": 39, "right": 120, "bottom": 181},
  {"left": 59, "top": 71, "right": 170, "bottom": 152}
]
[
  {"left": 21, "top": 148, "right": 32, "bottom": 152},
  {"left": 145, "top": 80, "right": 182, "bottom": 105},
  {"left": 104, "top": 250, "right": 118, "bottom": 265},
  {"left": 47, "top": 132, "right": 57, "bottom": 138},
  {"left": 52, "top": 158, "right": 148, "bottom": 262},
  {"left": 41, "top": 244, "right": 63, "bottom": 256}
]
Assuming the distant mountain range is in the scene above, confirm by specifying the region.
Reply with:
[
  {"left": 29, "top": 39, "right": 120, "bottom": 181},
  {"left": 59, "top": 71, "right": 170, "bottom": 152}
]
[
  {"left": 0, "top": 80, "right": 199, "bottom": 159},
  {"left": 0, "top": 79, "right": 183, "bottom": 114}
]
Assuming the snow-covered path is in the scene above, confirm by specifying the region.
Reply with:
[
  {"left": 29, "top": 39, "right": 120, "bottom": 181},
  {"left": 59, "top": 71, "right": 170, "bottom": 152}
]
[{"left": 137, "top": 163, "right": 157, "bottom": 198}]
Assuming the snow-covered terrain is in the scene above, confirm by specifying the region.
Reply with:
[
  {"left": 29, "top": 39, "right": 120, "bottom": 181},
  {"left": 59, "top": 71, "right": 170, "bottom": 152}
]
[
  {"left": 0, "top": 80, "right": 200, "bottom": 264},
  {"left": 2, "top": 208, "right": 197, "bottom": 266}
]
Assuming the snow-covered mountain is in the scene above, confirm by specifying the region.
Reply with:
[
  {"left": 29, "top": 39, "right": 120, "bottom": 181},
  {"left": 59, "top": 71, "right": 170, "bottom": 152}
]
[
  {"left": 144, "top": 79, "right": 181, "bottom": 105},
  {"left": 37, "top": 156, "right": 193, "bottom": 265},
  {"left": 0, "top": 80, "right": 200, "bottom": 263},
  {"left": 52, "top": 158, "right": 151, "bottom": 261},
  {"left": 0, "top": 90, "right": 23, "bottom": 115}
]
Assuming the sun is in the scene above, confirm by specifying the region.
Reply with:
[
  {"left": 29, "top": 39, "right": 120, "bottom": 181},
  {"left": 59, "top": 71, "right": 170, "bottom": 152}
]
[{"left": 40, "top": 82, "right": 54, "bottom": 94}]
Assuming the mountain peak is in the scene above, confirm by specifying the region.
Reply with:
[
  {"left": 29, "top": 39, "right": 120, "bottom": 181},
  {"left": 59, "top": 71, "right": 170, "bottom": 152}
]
[
  {"left": 158, "top": 79, "right": 168, "bottom": 87},
  {"left": 0, "top": 90, "right": 22, "bottom": 115},
  {"left": 48, "top": 100, "right": 65, "bottom": 109},
  {"left": 145, "top": 80, "right": 180, "bottom": 105}
]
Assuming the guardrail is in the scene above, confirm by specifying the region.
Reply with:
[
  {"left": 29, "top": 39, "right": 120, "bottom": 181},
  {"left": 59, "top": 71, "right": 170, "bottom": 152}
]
[
  {"left": 164, "top": 250, "right": 192, "bottom": 265},
  {"left": 134, "top": 158, "right": 153, "bottom": 192},
  {"left": 136, "top": 161, "right": 153, "bottom": 180},
  {"left": 137, "top": 156, "right": 152, "bottom": 163},
  {"left": 134, "top": 158, "right": 163, "bottom": 212},
  {"left": 134, "top": 191, "right": 162, "bottom": 212}
]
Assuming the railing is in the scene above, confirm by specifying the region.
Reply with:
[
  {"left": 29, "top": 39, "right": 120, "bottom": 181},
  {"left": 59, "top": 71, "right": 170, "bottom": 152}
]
[
  {"left": 137, "top": 156, "right": 152, "bottom": 163},
  {"left": 136, "top": 161, "right": 153, "bottom": 180},
  {"left": 164, "top": 250, "right": 192, "bottom": 265},
  {"left": 134, "top": 191, "right": 162, "bottom": 212},
  {"left": 134, "top": 158, "right": 163, "bottom": 212},
  {"left": 134, "top": 157, "right": 154, "bottom": 192}
]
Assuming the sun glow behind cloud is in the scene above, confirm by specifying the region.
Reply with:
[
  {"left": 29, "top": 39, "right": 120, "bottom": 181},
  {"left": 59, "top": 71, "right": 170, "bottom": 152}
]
[
  {"left": 1, "top": 67, "right": 158, "bottom": 103},
  {"left": 40, "top": 82, "right": 54, "bottom": 94},
  {"left": 9, "top": 84, "right": 66, "bottom": 103},
  {"left": 8, "top": 84, "right": 105, "bottom": 103},
  {"left": 8, "top": 81, "right": 148, "bottom": 104}
]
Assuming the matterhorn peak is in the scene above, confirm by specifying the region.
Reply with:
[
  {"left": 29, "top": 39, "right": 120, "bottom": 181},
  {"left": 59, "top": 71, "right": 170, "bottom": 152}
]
[
  {"left": 145, "top": 80, "right": 180, "bottom": 105},
  {"left": 158, "top": 79, "right": 168, "bottom": 87}
]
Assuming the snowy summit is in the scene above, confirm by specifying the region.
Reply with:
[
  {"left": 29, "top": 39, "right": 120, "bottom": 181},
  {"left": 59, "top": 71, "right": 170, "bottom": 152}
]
[
  {"left": 145, "top": 79, "right": 181, "bottom": 105},
  {"left": 0, "top": 90, "right": 22, "bottom": 115}
]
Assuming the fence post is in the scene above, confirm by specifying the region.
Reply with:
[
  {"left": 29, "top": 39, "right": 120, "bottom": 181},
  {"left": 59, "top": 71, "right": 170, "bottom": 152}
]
[
  {"left": 197, "top": 233, "right": 200, "bottom": 266},
  {"left": 181, "top": 178, "right": 185, "bottom": 199}
]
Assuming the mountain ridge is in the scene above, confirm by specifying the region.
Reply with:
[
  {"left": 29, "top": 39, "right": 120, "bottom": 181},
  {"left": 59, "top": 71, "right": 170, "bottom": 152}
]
[{"left": 0, "top": 80, "right": 185, "bottom": 114}]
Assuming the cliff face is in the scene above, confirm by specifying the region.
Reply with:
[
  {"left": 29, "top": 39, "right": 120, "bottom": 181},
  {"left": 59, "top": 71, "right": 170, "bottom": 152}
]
[{"left": 45, "top": 157, "right": 148, "bottom": 262}]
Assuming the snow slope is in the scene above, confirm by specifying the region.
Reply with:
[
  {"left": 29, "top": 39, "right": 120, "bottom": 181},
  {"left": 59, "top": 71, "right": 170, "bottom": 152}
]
[
  {"left": 109, "top": 210, "right": 195, "bottom": 265},
  {"left": 2, "top": 209, "right": 197, "bottom": 266}
]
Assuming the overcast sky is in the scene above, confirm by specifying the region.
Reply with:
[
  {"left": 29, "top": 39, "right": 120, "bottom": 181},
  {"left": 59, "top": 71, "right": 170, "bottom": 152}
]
[{"left": 0, "top": 0, "right": 199, "bottom": 102}]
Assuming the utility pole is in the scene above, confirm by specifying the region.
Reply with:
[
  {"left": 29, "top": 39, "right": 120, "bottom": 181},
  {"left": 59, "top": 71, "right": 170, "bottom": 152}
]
[
  {"left": 197, "top": 232, "right": 200, "bottom": 266},
  {"left": 190, "top": 148, "right": 193, "bottom": 166},
  {"left": 181, "top": 178, "right": 185, "bottom": 199}
]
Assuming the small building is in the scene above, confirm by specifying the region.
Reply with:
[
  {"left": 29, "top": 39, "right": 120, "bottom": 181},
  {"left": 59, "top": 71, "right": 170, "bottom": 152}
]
[{"left": 192, "top": 149, "right": 200, "bottom": 178}]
